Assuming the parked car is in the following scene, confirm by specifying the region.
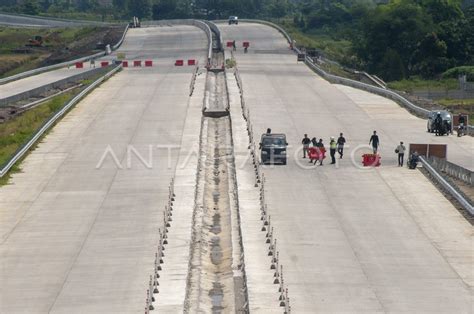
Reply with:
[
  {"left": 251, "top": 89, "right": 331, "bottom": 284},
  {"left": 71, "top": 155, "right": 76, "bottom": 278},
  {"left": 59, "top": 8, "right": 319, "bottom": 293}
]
[
  {"left": 260, "top": 133, "right": 288, "bottom": 165},
  {"left": 228, "top": 16, "right": 238, "bottom": 25},
  {"left": 427, "top": 110, "right": 452, "bottom": 133}
]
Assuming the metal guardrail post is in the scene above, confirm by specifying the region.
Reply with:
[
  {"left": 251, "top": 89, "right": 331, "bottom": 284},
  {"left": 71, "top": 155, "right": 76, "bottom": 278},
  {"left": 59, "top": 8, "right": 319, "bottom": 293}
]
[
  {"left": 0, "top": 64, "right": 122, "bottom": 178},
  {"left": 419, "top": 156, "right": 473, "bottom": 215}
]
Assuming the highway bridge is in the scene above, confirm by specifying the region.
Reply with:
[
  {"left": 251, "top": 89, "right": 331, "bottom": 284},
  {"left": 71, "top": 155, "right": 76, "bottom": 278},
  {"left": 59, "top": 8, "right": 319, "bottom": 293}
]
[{"left": 0, "top": 18, "right": 472, "bottom": 313}]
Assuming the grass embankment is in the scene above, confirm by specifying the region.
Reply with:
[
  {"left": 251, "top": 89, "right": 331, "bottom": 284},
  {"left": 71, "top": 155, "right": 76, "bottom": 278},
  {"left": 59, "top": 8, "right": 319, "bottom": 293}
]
[
  {"left": 277, "top": 20, "right": 354, "bottom": 77},
  {"left": 0, "top": 26, "right": 109, "bottom": 78},
  {"left": 387, "top": 78, "right": 459, "bottom": 92},
  {"left": 388, "top": 77, "right": 474, "bottom": 124},
  {"left": 0, "top": 90, "right": 77, "bottom": 184},
  {"left": 276, "top": 22, "right": 474, "bottom": 123},
  {"left": 39, "top": 12, "right": 122, "bottom": 23}
]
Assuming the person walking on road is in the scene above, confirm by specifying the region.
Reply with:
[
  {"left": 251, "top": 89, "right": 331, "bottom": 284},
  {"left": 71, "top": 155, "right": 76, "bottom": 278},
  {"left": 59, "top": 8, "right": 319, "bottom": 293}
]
[
  {"left": 315, "top": 139, "right": 325, "bottom": 166},
  {"left": 301, "top": 134, "right": 311, "bottom": 158},
  {"left": 395, "top": 141, "right": 406, "bottom": 167},
  {"left": 434, "top": 112, "right": 443, "bottom": 136},
  {"left": 337, "top": 133, "right": 346, "bottom": 159},
  {"left": 369, "top": 131, "right": 380, "bottom": 154},
  {"left": 232, "top": 40, "right": 236, "bottom": 51},
  {"left": 458, "top": 114, "right": 466, "bottom": 137},
  {"left": 329, "top": 137, "right": 337, "bottom": 164}
]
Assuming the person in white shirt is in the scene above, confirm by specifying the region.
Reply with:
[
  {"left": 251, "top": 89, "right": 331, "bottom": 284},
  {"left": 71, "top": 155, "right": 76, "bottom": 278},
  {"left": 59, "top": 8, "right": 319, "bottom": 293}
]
[{"left": 395, "top": 141, "right": 406, "bottom": 167}]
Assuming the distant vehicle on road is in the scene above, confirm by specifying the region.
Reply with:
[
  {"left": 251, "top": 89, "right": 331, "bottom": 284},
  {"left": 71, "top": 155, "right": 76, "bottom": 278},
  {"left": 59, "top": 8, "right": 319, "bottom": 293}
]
[
  {"left": 260, "top": 133, "right": 288, "bottom": 165},
  {"left": 427, "top": 110, "right": 452, "bottom": 133},
  {"left": 228, "top": 16, "right": 238, "bottom": 25}
]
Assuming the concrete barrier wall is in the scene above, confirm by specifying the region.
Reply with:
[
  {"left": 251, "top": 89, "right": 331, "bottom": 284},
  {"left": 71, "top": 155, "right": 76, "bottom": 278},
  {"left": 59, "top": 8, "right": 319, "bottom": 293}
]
[
  {"left": 0, "top": 23, "right": 129, "bottom": 85},
  {"left": 204, "top": 21, "right": 223, "bottom": 51},
  {"left": 428, "top": 156, "right": 473, "bottom": 186},
  {"left": 0, "top": 66, "right": 112, "bottom": 107}
]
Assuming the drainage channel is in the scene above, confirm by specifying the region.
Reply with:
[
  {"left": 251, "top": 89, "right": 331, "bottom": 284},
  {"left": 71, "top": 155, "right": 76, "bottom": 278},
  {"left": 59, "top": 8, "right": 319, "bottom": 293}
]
[{"left": 185, "top": 51, "right": 248, "bottom": 313}]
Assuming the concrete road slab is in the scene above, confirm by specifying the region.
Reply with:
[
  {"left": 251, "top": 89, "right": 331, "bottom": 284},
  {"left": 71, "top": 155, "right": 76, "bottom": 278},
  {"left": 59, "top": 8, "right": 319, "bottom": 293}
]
[
  {"left": 0, "top": 66, "right": 94, "bottom": 100},
  {"left": 0, "top": 25, "right": 208, "bottom": 313},
  {"left": 219, "top": 22, "right": 473, "bottom": 313}
]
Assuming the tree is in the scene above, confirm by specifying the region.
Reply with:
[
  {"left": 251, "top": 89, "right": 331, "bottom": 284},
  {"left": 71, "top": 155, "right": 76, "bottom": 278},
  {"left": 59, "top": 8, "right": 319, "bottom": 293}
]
[
  {"left": 152, "top": 0, "right": 177, "bottom": 19},
  {"left": 417, "top": 0, "right": 463, "bottom": 23},
  {"left": 355, "top": 1, "right": 433, "bottom": 77},
  {"left": 21, "top": 0, "right": 40, "bottom": 14},
  {"left": 38, "top": 0, "right": 51, "bottom": 11},
  {"left": 378, "top": 48, "right": 406, "bottom": 81},
  {"left": 127, "top": 0, "right": 151, "bottom": 18},
  {"left": 463, "top": 6, "right": 474, "bottom": 63},
  {"left": 412, "top": 32, "right": 449, "bottom": 78},
  {"left": 113, "top": 0, "right": 127, "bottom": 10},
  {"left": 269, "top": 0, "right": 288, "bottom": 18}
]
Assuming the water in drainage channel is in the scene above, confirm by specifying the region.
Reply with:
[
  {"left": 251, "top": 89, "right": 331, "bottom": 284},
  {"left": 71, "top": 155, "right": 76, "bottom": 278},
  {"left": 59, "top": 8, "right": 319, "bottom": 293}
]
[{"left": 185, "top": 52, "right": 247, "bottom": 313}]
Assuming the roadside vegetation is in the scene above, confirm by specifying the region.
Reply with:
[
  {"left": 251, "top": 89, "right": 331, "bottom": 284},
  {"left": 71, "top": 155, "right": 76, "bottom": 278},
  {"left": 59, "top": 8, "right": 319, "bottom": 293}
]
[
  {"left": 0, "top": 65, "right": 116, "bottom": 185},
  {"left": 0, "top": 90, "right": 77, "bottom": 184},
  {"left": 1, "top": 0, "right": 473, "bottom": 120},
  {"left": 386, "top": 78, "right": 459, "bottom": 93},
  {"left": 0, "top": 26, "right": 122, "bottom": 78}
]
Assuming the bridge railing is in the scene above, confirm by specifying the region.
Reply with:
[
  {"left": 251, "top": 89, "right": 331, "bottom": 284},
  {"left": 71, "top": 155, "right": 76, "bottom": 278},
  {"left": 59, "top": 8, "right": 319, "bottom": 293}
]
[
  {"left": 427, "top": 156, "right": 473, "bottom": 186},
  {"left": 419, "top": 156, "right": 473, "bottom": 215}
]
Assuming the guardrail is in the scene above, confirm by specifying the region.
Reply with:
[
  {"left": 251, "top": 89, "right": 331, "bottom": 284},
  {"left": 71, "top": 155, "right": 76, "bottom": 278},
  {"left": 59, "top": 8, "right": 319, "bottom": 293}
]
[
  {"left": 0, "top": 66, "right": 110, "bottom": 107},
  {"left": 427, "top": 156, "right": 473, "bottom": 186},
  {"left": 142, "top": 19, "right": 213, "bottom": 65},
  {"left": 112, "top": 23, "right": 129, "bottom": 51},
  {"left": 204, "top": 20, "right": 223, "bottom": 51},
  {"left": 236, "top": 19, "right": 474, "bottom": 134},
  {"left": 0, "top": 64, "right": 122, "bottom": 178},
  {"left": 0, "top": 23, "right": 128, "bottom": 85},
  {"left": 419, "top": 156, "right": 473, "bottom": 215},
  {"left": 228, "top": 20, "right": 454, "bottom": 117}
]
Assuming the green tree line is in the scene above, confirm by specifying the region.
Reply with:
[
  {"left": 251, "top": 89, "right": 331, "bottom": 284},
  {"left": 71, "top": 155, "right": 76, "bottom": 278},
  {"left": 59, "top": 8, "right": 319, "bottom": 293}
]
[
  {"left": 290, "top": 0, "right": 474, "bottom": 81},
  {"left": 1, "top": 0, "right": 473, "bottom": 81}
]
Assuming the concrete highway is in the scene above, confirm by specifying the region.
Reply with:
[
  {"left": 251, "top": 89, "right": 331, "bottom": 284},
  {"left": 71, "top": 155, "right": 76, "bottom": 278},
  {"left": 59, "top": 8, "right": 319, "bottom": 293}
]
[
  {"left": 1, "top": 19, "right": 472, "bottom": 313},
  {"left": 219, "top": 22, "right": 473, "bottom": 313},
  {"left": 0, "top": 66, "right": 94, "bottom": 100},
  {"left": 0, "top": 25, "right": 207, "bottom": 313},
  {"left": 0, "top": 24, "right": 206, "bottom": 105}
]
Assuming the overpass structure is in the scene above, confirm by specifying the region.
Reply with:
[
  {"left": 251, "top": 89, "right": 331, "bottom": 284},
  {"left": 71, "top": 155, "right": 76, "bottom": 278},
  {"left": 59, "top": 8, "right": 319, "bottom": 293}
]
[{"left": 0, "top": 19, "right": 472, "bottom": 313}]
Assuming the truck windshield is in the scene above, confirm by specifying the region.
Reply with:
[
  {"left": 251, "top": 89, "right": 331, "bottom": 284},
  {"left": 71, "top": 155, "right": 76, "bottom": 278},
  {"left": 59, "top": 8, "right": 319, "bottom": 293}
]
[{"left": 262, "top": 137, "right": 285, "bottom": 146}]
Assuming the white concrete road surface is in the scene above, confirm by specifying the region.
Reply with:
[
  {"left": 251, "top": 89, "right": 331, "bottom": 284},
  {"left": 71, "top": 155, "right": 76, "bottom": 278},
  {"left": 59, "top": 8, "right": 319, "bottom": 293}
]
[
  {"left": 220, "top": 22, "right": 473, "bottom": 313},
  {"left": 0, "top": 24, "right": 206, "bottom": 103},
  {"left": 0, "top": 66, "right": 94, "bottom": 100},
  {"left": 0, "top": 25, "right": 207, "bottom": 313}
]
